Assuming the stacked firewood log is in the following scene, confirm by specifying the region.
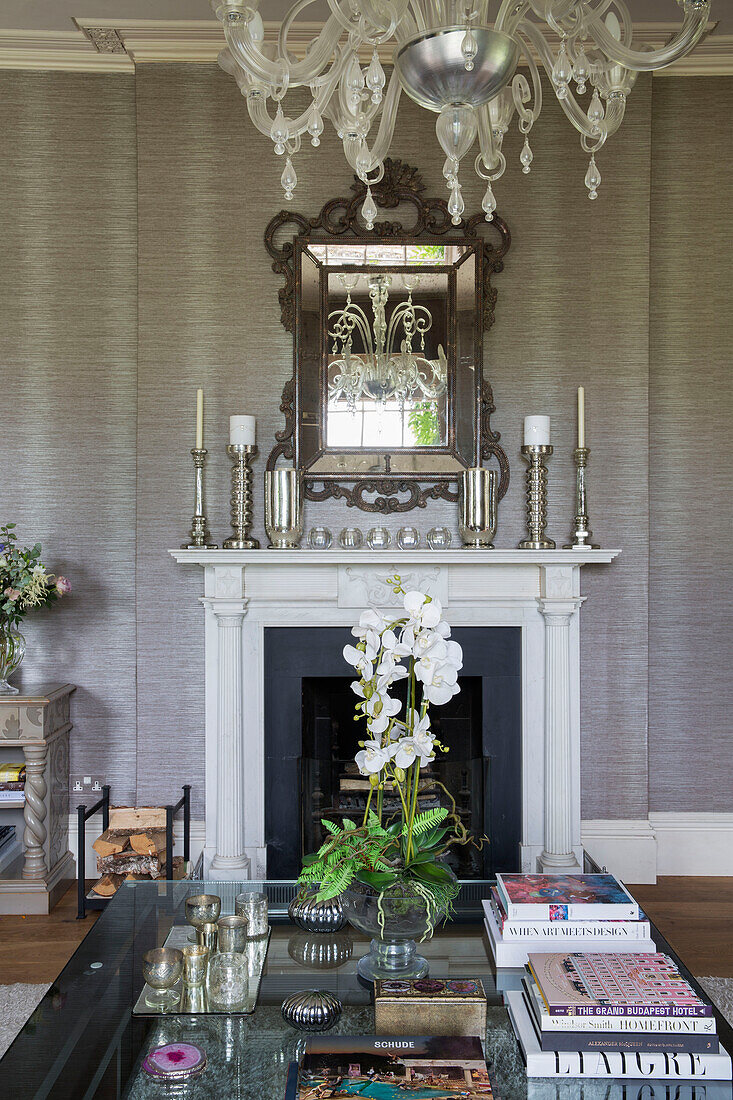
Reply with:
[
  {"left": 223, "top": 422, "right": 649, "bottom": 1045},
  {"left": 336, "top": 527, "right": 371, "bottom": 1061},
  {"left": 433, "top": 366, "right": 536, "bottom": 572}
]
[{"left": 91, "top": 806, "right": 184, "bottom": 897}]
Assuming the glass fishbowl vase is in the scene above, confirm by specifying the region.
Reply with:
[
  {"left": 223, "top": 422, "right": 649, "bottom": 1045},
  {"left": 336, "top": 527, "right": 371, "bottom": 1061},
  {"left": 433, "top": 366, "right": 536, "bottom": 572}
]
[
  {"left": 341, "top": 872, "right": 455, "bottom": 981},
  {"left": 0, "top": 625, "right": 25, "bottom": 695}
]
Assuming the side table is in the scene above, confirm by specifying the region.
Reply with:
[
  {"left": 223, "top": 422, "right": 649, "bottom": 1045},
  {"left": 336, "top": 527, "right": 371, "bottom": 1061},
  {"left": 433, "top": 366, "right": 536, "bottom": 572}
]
[{"left": 0, "top": 683, "right": 76, "bottom": 913}]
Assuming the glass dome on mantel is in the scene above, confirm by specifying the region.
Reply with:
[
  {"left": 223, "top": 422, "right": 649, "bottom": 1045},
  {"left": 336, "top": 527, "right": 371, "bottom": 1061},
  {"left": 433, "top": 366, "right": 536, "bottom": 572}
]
[{"left": 211, "top": 0, "right": 710, "bottom": 221}]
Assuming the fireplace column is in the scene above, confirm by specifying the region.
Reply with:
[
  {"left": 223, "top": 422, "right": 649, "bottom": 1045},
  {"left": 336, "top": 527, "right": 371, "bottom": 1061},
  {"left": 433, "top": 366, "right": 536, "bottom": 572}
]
[
  {"left": 207, "top": 598, "right": 250, "bottom": 875},
  {"left": 538, "top": 566, "right": 583, "bottom": 873}
]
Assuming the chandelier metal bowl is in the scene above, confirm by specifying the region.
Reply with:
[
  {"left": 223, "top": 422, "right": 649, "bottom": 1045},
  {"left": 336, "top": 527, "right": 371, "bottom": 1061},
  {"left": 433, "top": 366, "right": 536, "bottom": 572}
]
[
  {"left": 212, "top": 0, "right": 711, "bottom": 219},
  {"left": 394, "top": 26, "right": 520, "bottom": 111}
]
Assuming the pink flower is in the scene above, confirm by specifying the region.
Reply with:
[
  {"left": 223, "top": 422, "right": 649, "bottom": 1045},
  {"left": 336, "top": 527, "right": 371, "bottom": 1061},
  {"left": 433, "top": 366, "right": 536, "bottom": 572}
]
[
  {"left": 3, "top": 587, "right": 20, "bottom": 601},
  {"left": 55, "top": 577, "right": 71, "bottom": 596}
]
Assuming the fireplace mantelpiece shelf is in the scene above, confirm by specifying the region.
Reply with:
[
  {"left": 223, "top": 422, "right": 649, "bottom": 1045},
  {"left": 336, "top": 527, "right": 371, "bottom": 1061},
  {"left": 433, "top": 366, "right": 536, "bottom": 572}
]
[{"left": 170, "top": 548, "right": 620, "bottom": 880}]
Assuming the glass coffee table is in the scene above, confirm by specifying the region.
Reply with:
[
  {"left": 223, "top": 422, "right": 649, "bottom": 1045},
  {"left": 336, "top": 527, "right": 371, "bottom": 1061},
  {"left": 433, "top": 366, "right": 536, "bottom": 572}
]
[{"left": 1, "top": 880, "right": 731, "bottom": 1099}]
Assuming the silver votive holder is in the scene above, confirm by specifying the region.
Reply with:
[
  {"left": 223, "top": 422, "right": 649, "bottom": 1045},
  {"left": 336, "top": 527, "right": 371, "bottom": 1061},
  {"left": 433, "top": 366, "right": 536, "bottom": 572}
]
[
  {"left": 519, "top": 444, "right": 555, "bottom": 549},
  {"left": 142, "top": 947, "right": 183, "bottom": 1006},
  {"left": 218, "top": 914, "right": 249, "bottom": 953},
  {"left": 236, "top": 891, "right": 269, "bottom": 938},
  {"left": 196, "top": 922, "right": 219, "bottom": 953},
  {"left": 563, "top": 446, "right": 600, "bottom": 549},
  {"left": 459, "top": 467, "right": 497, "bottom": 548},
  {"left": 397, "top": 526, "right": 420, "bottom": 550},
  {"left": 265, "top": 468, "right": 303, "bottom": 548},
  {"left": 181, "top": 448, "right": 218, "bottom": 549},
  {"left": 182, "top": 945, "right": 209, "bottom": 986},
  {"left": 207, "top": 951, "right": 249, "bottom": 1009},
  {"left": 185, "top": 893, "right": 222, "bottom": 932},
  {"left": 224, "top": 443, "right": 259, "bottom": 549}
]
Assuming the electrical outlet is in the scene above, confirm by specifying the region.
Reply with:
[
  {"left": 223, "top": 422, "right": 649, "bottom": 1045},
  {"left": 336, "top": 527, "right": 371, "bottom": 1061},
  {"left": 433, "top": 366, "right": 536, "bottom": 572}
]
[{"left": 71, "top": 775, "right": 106, "bottom": 796}]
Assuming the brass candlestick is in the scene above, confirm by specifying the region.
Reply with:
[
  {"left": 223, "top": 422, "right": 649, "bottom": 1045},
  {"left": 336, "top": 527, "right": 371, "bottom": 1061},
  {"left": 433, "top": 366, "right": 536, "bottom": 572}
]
[
  {"left": 224, "top": 444, "right": 259, "bottom": 549},
  {"left": 563, "top": 446, "right": 599, "bottom": 549},
  {"left": 518, "top": 444, "right": 555, "bottom": 550},
  {"left": 181, "top": 448, "right": 218, "bottom": 549}
]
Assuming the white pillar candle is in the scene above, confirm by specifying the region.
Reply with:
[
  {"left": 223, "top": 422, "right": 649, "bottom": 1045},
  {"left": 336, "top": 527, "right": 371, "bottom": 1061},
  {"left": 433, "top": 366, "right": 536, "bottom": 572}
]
[
  {"left": 195, "top": 389, "right": 204, "bottom": 450},
  {"left": 524, "top": 415, "right": 550, "bottom": 446},
  {"left": 230, "top": 415, "right": 256, "bottom": 446},
  {"left": 577, "top": 387, "right": 585, "bottom": 448}
]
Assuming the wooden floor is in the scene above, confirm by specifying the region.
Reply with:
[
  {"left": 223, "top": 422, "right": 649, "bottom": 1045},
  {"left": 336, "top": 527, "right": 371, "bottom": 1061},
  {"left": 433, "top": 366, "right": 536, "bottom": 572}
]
[
  {"left": 0, "top": 882, "right": 99, "bottom": 985},
  {"left": 0, "top": 878, "right": 731, "bottom": 986}
]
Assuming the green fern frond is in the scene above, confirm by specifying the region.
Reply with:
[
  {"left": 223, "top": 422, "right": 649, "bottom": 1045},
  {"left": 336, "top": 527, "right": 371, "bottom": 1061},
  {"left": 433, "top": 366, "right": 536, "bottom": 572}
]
[
  {"left": 321, "top": 819, "right": 340, "bottom": 836},
  {"left": 402, "top": 807, "right": 448, "bottom": 838}
]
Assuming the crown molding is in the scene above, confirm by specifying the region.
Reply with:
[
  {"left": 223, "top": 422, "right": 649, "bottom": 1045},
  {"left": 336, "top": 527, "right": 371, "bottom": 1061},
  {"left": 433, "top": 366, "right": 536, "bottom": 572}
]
[{"left": 0, "top": 19, "right": 729, "bottom": 75}]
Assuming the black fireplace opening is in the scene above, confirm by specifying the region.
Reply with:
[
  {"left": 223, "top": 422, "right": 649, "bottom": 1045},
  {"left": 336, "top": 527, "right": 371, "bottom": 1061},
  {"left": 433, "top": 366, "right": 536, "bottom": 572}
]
[{"left": 264, "top": 626, "right": 521, "bottom": 880}]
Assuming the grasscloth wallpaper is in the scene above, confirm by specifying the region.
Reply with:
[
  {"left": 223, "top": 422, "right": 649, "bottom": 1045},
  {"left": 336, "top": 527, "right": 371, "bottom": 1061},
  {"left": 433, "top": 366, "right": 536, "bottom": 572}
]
[{"left": 0, "top": 66, "right": 730, "bottom": 820}]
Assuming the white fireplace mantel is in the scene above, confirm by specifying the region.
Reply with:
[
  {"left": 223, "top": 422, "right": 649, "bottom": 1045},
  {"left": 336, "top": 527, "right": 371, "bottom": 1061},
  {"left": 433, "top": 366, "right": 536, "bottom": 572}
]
[{"left": 171, "top": 548, "right": 620, "bottom": 879}]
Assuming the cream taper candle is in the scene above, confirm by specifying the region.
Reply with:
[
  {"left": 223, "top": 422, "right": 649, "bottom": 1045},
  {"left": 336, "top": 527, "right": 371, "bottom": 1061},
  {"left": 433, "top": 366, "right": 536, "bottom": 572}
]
[
  {"left": 230, "top": 415, "right": 256, "bottom": 446},
  {"left": 195, "top": 389, "right": 204, "bottom": 450},
  {"left": 523, "top": 415, "right": 550, "bottom": 446},
  {"left": 577, "top": 386, "right": 585, "bottom": 448}
]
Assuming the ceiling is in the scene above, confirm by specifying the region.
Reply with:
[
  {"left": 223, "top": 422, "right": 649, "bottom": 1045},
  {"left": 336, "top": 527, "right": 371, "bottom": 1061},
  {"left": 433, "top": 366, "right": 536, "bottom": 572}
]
[
  {"left": 0, "top": 1, "right": 729, "bottom": 73},
  {"left": 0, "top": 1, "right": 730, "bottom": 33}
]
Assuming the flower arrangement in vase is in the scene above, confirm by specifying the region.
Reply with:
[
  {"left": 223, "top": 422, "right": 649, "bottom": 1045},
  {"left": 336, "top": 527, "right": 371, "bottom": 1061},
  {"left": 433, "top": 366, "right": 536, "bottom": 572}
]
[
  {"left": 297, "top": 575, "right": 477, "bottom": 980},
  {"left": 0, "top": 523, "right": 71, "bottom": 694}
]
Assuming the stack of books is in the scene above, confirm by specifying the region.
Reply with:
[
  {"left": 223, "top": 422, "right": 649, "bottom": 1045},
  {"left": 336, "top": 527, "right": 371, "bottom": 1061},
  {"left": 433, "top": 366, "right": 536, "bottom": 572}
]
[
  {"left": 506, "top": 950, "right": 731, "bottom": 1079},
  {"left": 484, "top": 873, "right": 656, "bottom": 968},
  {"left": 0, "top": 762, "right": 25, "bottom": 802}
]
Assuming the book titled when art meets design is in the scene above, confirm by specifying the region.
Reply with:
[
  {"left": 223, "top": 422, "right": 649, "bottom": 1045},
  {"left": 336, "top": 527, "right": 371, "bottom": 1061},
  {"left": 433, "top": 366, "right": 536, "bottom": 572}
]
[
  {"left": 528, "top": 953, "right": 714, "bottom": 1018},
  {"left": 486, "top": 888, "right": 651, "bottom": 940},
  {"left": 496, "top": 873, "right": 640, "bottom": 922}
]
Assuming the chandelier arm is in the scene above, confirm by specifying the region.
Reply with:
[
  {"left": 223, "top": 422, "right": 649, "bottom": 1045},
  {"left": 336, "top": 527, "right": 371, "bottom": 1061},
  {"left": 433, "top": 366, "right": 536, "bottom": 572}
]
[
  {"left": 518, "top": 19, "right": 607, "bottom": 141},
  {"left": 364, "top": 70, "right": 404, "bottom": 166},
  {"left": 495, "top": 0, "right": 532, "bottom": 35},
  {"left": 227, "top": 12, "right": 345, "bottom": 87},
  {"left": 476, "top": 105, "right": 503, "bottom": 172},
  {"left": 246, "top": 54, "right": 346, "bottom": 139},
  {"left": 584, "top": 5, "right": 710, "bottom": 72}
]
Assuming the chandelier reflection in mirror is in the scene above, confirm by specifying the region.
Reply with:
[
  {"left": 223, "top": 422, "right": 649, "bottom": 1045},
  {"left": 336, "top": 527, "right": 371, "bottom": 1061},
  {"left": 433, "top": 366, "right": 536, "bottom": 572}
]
[
  {"left": 212, "top": 0, "right": 710, "bottom": 217},
  {"left": 328, "top": 272, "right": 447, "bottom": 417}
]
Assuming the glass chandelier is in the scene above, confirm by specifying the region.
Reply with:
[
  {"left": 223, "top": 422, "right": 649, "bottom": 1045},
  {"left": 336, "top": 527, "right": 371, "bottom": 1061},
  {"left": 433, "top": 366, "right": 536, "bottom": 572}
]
[
  {"left": 328, "top": 273, "right": 447, "bottom": 408},
  {"left": 211, "top": 1, "right": 710, "bottom": 219}
]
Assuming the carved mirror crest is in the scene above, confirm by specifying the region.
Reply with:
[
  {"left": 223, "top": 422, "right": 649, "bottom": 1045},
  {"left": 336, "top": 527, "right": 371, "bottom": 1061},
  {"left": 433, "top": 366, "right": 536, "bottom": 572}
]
[{"left": 265, "top": 158, "right": 510, "bottom": 514}]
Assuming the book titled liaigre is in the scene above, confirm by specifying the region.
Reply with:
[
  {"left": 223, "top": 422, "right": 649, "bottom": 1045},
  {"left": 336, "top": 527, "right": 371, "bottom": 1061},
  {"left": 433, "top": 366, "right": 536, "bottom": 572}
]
[
  {"left": 496, "top": 873, "right": 639, "bottom": 922},
  {"left": 528, "top": 952, "right": 714, "bottom": 1019}
]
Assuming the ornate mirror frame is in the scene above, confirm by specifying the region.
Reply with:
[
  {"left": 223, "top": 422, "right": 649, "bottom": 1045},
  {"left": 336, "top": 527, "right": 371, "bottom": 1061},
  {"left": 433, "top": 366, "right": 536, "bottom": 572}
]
[{"left": 265, "top": 158, "right": 510, "bottom": 514}]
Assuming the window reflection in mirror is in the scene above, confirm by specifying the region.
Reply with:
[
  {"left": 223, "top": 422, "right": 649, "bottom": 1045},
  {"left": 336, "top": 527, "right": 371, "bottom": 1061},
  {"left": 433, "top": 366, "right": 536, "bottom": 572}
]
[{"left": 313, "top": 247, "right": 452, "bottom": 451}]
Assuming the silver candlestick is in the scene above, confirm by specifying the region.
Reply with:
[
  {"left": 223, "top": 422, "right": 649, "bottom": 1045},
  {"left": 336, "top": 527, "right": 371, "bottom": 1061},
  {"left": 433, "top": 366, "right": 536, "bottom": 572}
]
[
  {"left": 518, "top": 444, "right": 555, "bottom": 550},
  {"left": 563, "top": 446, "right": 599, "bottom": 549},
  {"left": 224, "top": 444, "right": 260, "bottom": 549},
  {"left": 181, "top": 448, "right": 218, "bottom": 550}
]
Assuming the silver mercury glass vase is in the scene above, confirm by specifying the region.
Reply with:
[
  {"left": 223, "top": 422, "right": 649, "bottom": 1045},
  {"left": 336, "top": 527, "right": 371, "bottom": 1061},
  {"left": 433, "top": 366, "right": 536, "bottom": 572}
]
[{"left": 288, "top": 889, "right": 347, "bottom": 933}]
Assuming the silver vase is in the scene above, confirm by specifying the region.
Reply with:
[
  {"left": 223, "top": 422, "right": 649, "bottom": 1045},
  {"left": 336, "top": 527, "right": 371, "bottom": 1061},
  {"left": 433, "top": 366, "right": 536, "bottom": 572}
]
[
  {"left": 459, "top": 467, "right": 497, "bottom": 549},
  {"left": 288, "top": 890, "right": 347, "bottom": 933},
  {"left": 265, "top": 468, "right": 303, "bottom": 549},
  {"left": 0, "top": 626, "right": 25, "bottom": 695}
]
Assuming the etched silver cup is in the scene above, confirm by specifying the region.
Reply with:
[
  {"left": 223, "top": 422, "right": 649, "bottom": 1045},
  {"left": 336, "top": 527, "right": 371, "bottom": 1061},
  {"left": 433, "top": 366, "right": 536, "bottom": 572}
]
[
  {"left": 459, "top": 467, "right": 497, "bottom": 548},
  {"left": 265, "top": 468, "right": 303, "bottom": 549},
  {"left": 218, "top": 914, "right": 249, "bottom": 953}
]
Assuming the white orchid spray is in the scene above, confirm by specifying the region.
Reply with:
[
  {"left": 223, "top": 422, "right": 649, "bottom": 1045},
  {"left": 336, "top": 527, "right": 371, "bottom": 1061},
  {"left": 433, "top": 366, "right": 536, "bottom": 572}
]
[
  {"left": 299, "top": 576, "right": 467, "bottom": 915},
  {"left": 345, "top": 579, "right": 462, "bottom": 859}
]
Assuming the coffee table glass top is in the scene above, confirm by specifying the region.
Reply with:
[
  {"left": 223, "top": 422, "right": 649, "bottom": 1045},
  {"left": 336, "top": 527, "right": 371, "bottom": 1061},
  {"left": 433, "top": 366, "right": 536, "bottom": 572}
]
[{"left": 0, "top": 879, "right": 731, "bottom": 1100}]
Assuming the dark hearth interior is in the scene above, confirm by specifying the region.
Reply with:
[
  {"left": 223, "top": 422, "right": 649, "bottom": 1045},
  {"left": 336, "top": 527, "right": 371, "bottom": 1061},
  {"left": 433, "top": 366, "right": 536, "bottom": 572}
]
[{"left": 264, "top": 626, "right": 521, "bottom": 879}]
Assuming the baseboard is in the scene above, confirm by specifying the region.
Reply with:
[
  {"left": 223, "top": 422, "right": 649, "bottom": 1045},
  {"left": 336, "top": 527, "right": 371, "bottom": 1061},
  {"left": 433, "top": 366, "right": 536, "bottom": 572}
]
[
  {"left": 582, "top": 819, "right": 658, "bottom": 883},
  {"left": 67, "top": 814, "right": 206, "bottom": 878},
  {"left": 650, "top": 813, "right": 733, "bottom": 877},
  {"left": 582, "top": 814, "right": 733, "bottom": 882}
]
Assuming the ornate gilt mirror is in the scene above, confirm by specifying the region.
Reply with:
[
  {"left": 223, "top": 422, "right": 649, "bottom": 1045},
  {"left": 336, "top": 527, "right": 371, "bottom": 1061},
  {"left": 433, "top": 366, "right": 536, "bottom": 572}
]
[{"left": 265, "top": 159, "right": 510, "bottom": 514}]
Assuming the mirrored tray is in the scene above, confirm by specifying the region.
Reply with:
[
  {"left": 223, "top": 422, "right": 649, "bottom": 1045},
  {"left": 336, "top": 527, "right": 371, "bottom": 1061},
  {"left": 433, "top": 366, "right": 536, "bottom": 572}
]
[{"left": 132, "top": 926, "right": 271, "bottom": 1017}]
